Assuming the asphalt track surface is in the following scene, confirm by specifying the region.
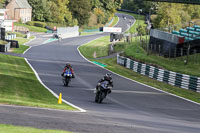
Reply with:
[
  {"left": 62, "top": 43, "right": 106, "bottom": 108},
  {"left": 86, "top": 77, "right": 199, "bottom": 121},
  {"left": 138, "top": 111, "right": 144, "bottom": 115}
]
[{"left": 0, "top": 13, "right": 200, "bottom": 133}]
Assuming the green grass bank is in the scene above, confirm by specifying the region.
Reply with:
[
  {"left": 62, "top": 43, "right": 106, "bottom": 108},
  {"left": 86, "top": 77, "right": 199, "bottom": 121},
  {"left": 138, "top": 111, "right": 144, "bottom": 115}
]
[
  {"left": 0, "top": 54, "right": 76, "bottom": 110},
  {"left": 0, "top": 124, "right": 73, "bottom": 133}
]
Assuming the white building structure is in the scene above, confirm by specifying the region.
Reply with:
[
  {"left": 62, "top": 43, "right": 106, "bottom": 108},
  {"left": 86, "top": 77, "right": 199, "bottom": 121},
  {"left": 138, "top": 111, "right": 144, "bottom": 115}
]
[{"left": 0, "top": 9, "right": 16, "bottom": 32}]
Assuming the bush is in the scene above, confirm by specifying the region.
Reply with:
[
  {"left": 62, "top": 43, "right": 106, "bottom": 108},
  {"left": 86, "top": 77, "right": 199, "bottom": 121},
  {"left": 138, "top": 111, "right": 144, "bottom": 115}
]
[
  {"left": 14, "top": 32, "right": 26, "bottom": 38},
  {"left": 26, "top": 21, "right": 47, "bottom": 28},
  {"left": 45, "top": 22, "right": 66, "bottom": 29},
  {"left": 34, "top": 22, "right": 46, "bottom": 28},
  {"left": 26, "top": 21, "right": 34, "bottom": 26},
  {"left": 0, "top": 40, "right": 8, "bottom": 45}
]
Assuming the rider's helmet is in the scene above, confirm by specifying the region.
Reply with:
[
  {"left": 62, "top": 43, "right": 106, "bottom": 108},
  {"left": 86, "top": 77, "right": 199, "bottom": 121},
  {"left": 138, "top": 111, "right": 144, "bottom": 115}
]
[
  {"left": 65, "top": 63, "right": 71, "bottom": 68},
  {"left": 104, "top": 73, "right": 112, "bottom": 81}
]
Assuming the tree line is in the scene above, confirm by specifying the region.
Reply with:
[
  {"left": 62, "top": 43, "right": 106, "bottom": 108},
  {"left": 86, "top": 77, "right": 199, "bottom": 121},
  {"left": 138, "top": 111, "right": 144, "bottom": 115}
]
[
  {"left": 122, "top": 0, "right": 200, "bottom": 30},
  {"left": 0, "top": 0, "right": 123, "bottom": 27}
]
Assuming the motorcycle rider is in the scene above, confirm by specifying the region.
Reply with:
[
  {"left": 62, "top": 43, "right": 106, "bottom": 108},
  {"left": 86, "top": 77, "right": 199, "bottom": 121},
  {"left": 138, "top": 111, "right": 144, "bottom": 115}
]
[
  {"left": 95, "top": 73, "right": 113, "bottom": 93},
  {"left": 62, "top": 63, "right": 75, "bottom": 78}
]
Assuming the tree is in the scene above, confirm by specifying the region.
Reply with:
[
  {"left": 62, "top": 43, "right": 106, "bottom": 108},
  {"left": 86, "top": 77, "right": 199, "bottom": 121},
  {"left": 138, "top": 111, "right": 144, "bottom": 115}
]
[
  {"left": 51, "top": 0, "right": 73, "bottom": 24},
  {"left": 28, "top": 0, "right": 76, "bottom": 26},
  {"left": 69, "top": 0, "right": 92, "bottom": 26},
  {"left": 153, "top": 3, "right": 182, "bottom": 30},
  {"left": 28, "top": 0, "right": 49, "bottom": 21},
  {"left": 91, "top": 0, "right": 123, "bottom": 25},
  {"left": 121, "top": 0, "right": 153, "bottom": 13}
]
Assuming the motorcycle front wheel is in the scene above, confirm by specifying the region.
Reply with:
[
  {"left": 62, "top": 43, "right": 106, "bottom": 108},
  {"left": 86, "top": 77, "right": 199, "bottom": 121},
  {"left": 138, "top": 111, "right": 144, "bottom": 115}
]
[
  {"left": 98, "top": 91, "right": 104, "bottom": 103},
  {"left": 64, "top": 77, "right": 70, "bottom": 86}
]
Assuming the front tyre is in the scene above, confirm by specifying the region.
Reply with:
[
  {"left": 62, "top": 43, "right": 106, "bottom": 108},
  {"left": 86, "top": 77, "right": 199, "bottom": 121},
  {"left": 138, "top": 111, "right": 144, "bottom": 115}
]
[
  {"left": 65, "top": 77, "right": 70, "bottom": 86},
  {"left": 98, "top": 91, "right": 104, "bottom": 103},
  {"left": 95, "top": 89, "right": 100, "bottom": 103}
]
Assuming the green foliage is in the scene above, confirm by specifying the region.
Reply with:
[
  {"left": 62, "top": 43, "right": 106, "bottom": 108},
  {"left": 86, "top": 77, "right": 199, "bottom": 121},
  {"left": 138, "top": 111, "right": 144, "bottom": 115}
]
[
  {"left": 91, "top": 0, "right": 123, "bottom": 26},
  {"left": 13, "top": 32, "right": 26, "bottom": 38},
  {"left": 121, "top": 0, "right": 154, "bottom": 13},
  {"left": 27, "top": 0, "right": 122, "bottom": 26},
  {"left": 34, "top": 21, "right": 47, "bottom": 28},
  {"left": 69, "top": 0, "right": 92, "bottom": 26},
  {"left": 153, "top": 3, "right": 181, "bottom": 29},
  {"left": 26, "top": 21, "right": 35, "bottom": 26},
  {"left": 45, "top": 22, "right": 66, "bottom": 29},
  {"left": 78, "top": 36, "right": 110, "bottom": 58},
  {"left": 28, "top": 0, "right": 48, "bottom": 21},
  {"left": 14, "top": 23, "right": 47, "bottom": 32},
  {"left": 0, "top": 0, "right": 7, "bottom": 8},
  {"left": 0, "top": 40, "right": 8, "bottom": 45},
  {"left": 27, "top": 21, "right": 47, "bottom": 28},
  {"left": 122, "top": 1, "right": 200, "bottom": 29},
  {"left": 137, "top": 25, "right": 146, "bottom": 36},
  {"left": 28, "top": 0, "right": 76, "bottom": 26}
]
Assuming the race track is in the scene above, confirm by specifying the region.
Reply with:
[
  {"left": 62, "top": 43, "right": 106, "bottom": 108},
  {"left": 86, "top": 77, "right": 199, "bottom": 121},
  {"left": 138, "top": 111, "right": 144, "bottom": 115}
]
[{"left": 0, "top": 13, "right": 200, "bottom": 133}]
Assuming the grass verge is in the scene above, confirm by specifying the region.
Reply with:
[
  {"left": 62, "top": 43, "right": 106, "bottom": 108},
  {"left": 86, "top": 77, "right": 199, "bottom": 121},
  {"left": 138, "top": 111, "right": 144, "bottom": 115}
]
[
  {"left": 79, "top": 36, "right": 110, "bottom": 58},
  {"left": 108, "top": 15, "right": 119, "bottom": 27},
  {"left": 14, "top": 23, "right": 47, "bottom": 32},
  {"left": 0, "top": 54, "right": 76, "bottom": 110},
  {"left": 78, "top": 36, "right": 200, "bottom": 103},
  {"left": 0, "top": 124, "right": 73, "bottom": 133}
]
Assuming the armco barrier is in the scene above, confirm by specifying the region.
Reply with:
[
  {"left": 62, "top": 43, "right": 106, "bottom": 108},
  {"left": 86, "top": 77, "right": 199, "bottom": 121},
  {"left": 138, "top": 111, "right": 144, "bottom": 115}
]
[{"left": 117, "top": 54, "right": 200, "bottom": 92}]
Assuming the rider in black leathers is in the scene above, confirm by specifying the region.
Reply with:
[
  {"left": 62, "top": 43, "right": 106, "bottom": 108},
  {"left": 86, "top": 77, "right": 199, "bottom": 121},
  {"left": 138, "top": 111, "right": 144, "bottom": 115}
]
[{"left": 96, "top": 73, "right": 113, "bottom": 93}]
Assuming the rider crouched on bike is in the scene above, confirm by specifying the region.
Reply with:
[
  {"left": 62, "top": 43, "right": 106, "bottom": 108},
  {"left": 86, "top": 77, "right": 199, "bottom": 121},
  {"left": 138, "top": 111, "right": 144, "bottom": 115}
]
[
  {"left": 62, "top": 63, "right": 75, "bottom": 78},
  {"left": 95, "top": 73, "right": 113, "bottom": 93}
]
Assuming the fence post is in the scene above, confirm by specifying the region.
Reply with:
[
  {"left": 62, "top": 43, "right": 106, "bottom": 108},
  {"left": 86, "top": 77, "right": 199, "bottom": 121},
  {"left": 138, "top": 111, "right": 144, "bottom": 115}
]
[
  {"left": 169, "top": 48, "right": 171, "bottom": 59},
  {"left": 194, "top": 49, "right": 197, "bottom": 64},
  {"left": 186, "top": 44, "right": 190, "bottom": 64},
  {"left": 159, "top": 45, "right": 161, "bottom": 56},
  {"left": 181, "top": 48, "right": 183, "bottom": 61},
  {"left": 174, "top": 47, "right": 176, "bottom": 60}
]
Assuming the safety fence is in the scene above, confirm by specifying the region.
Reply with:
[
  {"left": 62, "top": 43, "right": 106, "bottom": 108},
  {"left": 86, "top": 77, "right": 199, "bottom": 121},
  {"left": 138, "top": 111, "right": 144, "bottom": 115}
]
[
  {"left": 5, "top": 33, "right": 16, "bottom": 40},
  {"left": 117, "top": 54, "right": 200, "bottom": 92}
]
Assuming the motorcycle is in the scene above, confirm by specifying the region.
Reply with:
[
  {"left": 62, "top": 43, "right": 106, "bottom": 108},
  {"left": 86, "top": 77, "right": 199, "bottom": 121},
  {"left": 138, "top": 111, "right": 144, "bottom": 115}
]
[
  {"left": 62, "top": 69, "right": 72, "bottom": 86},
  {"left": 95, "top": 80, "right": 112, "bottom": 103}
]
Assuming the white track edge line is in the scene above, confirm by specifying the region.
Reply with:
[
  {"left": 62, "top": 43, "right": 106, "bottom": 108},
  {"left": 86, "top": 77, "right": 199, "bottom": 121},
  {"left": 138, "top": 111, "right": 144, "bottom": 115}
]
[
  {"left": 23, "top": 46, "right": 32, "bottom": 55},
  {"left": 23, "top": 36, "right": 36, "bottom": 46},
  {"left": 25, "top": 58, "right": 86, "bottom": 112},
  {"left": 0, "top": 104, "right": 82, "bottom": 113}
]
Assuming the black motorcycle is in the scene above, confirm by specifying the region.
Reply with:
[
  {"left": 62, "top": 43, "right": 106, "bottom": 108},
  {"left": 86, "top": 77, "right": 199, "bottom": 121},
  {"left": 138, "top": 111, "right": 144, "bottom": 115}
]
[
  {"left": 95, "top": 81, "right": 112, "bottom": 103},
  {"left": 62, "top": 69, "right": 72, "bottom": 86}
]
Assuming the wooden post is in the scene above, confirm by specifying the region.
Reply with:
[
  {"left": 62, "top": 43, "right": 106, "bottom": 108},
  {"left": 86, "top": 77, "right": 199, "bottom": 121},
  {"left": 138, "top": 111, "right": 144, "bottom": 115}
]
[{"left": 174, "top": 48, "right": 176, "bottom": 60}]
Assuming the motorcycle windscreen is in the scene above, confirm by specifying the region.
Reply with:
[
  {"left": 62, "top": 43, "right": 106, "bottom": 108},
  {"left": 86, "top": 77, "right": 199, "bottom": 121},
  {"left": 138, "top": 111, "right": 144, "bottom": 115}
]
[
  {"left": 64, "top": 69, "right": 72, "bottom": 76},
  {"left": 100, "top": 81, "right": 109, "bottom": 89}
]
